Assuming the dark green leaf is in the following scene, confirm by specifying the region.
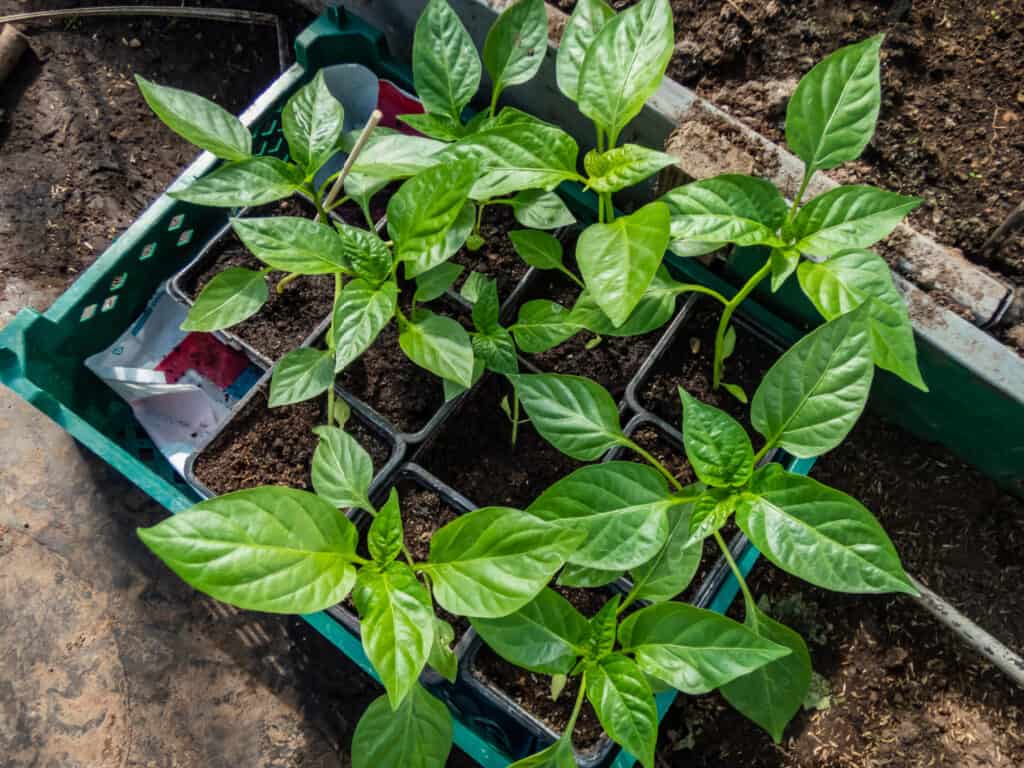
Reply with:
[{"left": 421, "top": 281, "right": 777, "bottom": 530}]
[
  {"left": 791, "top": 185, "right": 921, "bottom": 258},
  {"left": 413, "top": 0, "right": 481, "bottom": 121},
  {"left": 333, "top": 279, "right": 397, "bottom": 373},
  {"left": 399, "top": 308, "right": 476, "bottom": 388},
  {"left": 483, "top": 0, "right": 548, "bottom": 98},
  {"left": 585, "top": 654, "right": 657, "bottom": 768},
  {"left": 629, "top": 502, "right": 702, "bottom": 603},
  {"left": 170, "top": 157, "right": 299, "bottom": 207},
  {"left": 232, "top": 216, "right": 349, "bottom": 275},
  {"left": 398, "top": 112, "right": 466, "bottom": 142},
  {"left": 335, "top": 224, "right": 393, "bottom": 284},
  {"left": 415, "top": 262, "right": 465, "bottom": 303},
  {"left": 310, "top": 425, "right": 374, "bottom": 511},
  {"left": 181, "top": 267, "right": 267, "bottom": 332},
  {"left": 584, "top": 597, "right": 620, "bottom": 659},
  {"left": 510, "top": 190, "right": 576, "bottom": 229},
  {"left": 283, "top": 71, "right": 345, "bottom": 176},
  {"left": 510, "top": 229, "right": 565, "bottom": 271},
  {"left": 368, "top": 488, "right": 403, "bottom": 564},
  {"left": 473, "top": 328, "right": 519, "bottom": 375},
  {"left": 403, "top": 201, "right": 475, "bottom": 278},
  {"left": 679, "top": 388, "right": 754, "bottom": 487},
  {"left": 471, "top": 276, "right": 501, "bottom": 333},
  {"left": 556, "top": 0, "right": 615, "bottom": 102},
  {"left": 269, "top": 348, "right": 334, "bottom": 407},
  {"left": 585, "top": 144, "right": 676, "bottom": 194},
  {"left": 512, "top": 300, "right": 581, "bottom": 354},
  {"left": 351, "top": 684, "right": 452, "bottom": 768},
  {"left": 137, "top": 487, "right": 358, "bottom": 613}
]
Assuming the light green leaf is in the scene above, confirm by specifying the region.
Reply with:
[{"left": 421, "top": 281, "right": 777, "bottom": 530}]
[
  {"left": 310, "top": 425, "right": 374, "bottom": 511},
  {"left": 751, "top": 303, "right": 873, "bottom": 457},
  {"left": 736, "top": 463, "right": 917, "bottom": 594},
  {"left": 679, "top": 388, "right": 754, "bottom": 487},
  {"left": 791, "top": 185, "right": 921, "bottom": 258},
  {"left": 268, "top": 348, "right": 334, "bottom": 407},
  {"left": 556, "top": 0, "right": 616, "bottom": 103},
  {"left": 399, "top": 308, "right": 476, "bottom": 388},
  {"left": 459, "top": 268, "right": 489, "bottom": 304},
  {"left": 473, "top": 328, "right": 519, "bottom": 375},
  {"left": 136, "top": 75, "right": 251, "bottom": 161},
  {"left": 403, "top": 201, "right": 476, "bottom": 278},
  {"left": 508, "top": 735, "right": 577, "bottom": 768},
  {"left": 348, "top": 133, "right": 447, "bottom": 180},
  {"left": 585, "top": 654, "right": 657, "bottom": 768},
  {"left": 423, "top": 506, "right": 584, "bottom": 618},
  {"left": 577, "top": 0, "right": 673, "bottom": 142},
  {"left": 170, "top": 157, "right": 300, "bottom": 207},
  {"left": 570, "top": 265, "right": 679, "bottom": 338},
  {"left": 770, "top": 247, "right": 801, "bottom": 292},
  {"left": 510, "top": 229, "right": 565, "bottom": 271},
  {"left": 797, "top": 250, "right": 926, "bottom": 391},
  {"left": 557, "top": 563, "right": 623, "bottom": 589},
  {"left": 510, "top": 373, "right": 625, "bottom": 460},
  {"left": 368, "top": 488, "right": 403, "bottom": 565},
  {"left": 137, "top": 487, "right": 358, "bottom": 613},
  {"left": 720, "top": 605, "right": 812, "bottom": 744},
  {"left": 786, "top": 35, "right": 883, "bottom": 172},
  {"left": 483, "top": 0, "right": 548, "bottom": 98},
  {"left": 576, "top": 202, "right": 671, "bottom": 327},
  {"left": 470, "top": 276, "right": 502, "bottom": 333},
  {"left": 471, "top": 587, "right": 588, "bottom": 674},
  {"left": 413, "top": 0, "right": 481, "bottom": 121},
  {"left": 526, "top": 462, "right": 672, "bottom": 570},
  {"left": 354, "top": 561, "right": 434, "bottom": 708},
  {"left": 398, "top": 112, "right": 466, "bottom": 142},
  {"left": 442, "top": 357, "right": 485, "bottom": 402},
  {"left": 618, "top": 602, "right": 791, "bottom": 694},
  {"left": 333, "top": 279, "right": 397, "bottom": 373},
  {"left": 415, "top": 262, "right": 465, "bottom": 303},
  {"left": 231, "top": 216, "right": 349, "bottom": 275},
  {"left": 585, "top": 144, "right": 676, "bottom": 194},
  {"left": 283, "top": 71, "right": 345, "bottom": 176},
  {"left": 352, "top": 684, "right": 452, "bottom": 768},
  {"left": 629, "top": 502, "right": 702, "bottom": 603},
  {"left": 335, "top": 224, "right": 393, "bottom": 284},
  {"left": 584, "top": 597, "right": 620, "bottom": 660},
  {"left": 388, "top": 158, "right": 479, "bottom": 264},
  {"left": 512, "top": 300, "right": 581, "bottom": 354},
  {"left": 427, "top": 617, "right": 459, "bottom": 683},
  {"left": 661, "top": 174, "right": 787, "bottom": 249},
  {"left": 509, "top": 189, "right": 576, "bottom": 229},
  {"left": 182, "top": 267, "right": 267, "bottom": 332},
  {"left": 687, "top": 488, "right": 738, "bottom": 546}
]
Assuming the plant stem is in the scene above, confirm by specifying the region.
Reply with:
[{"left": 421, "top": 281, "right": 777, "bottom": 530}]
[
  {"left": 276, "top": 271, "right": 301, "bottom": 294},
  {"left": 560, "top": 266, "right": 585, "bottom": 289},
  {"left": 784, "top": 169, "right": 813, "bottom": 228},
  {"left": 597, "top": 193, "right": 604, "bottom": 224},
  {"left": 474, "top": 201, "right": 486, "bottom": 240},
  {"left": 565, "top": 677, "right": 587, "bottom": 734},
  {"left": 712, "top": 258, "right": 772, "bottom": 389},
  {"left": 603, "top": 191, "right": 614, "bottom": 222},
  {"left": 674, "top": 283, "right": 729, "bottom": 306},
  {"left": 489, "top": 86, "right": 501, "bottom": 119},
  {"left": 712, "top": 529, "right": 758, "bottom": 630},
  {"left": 623, "top": 438, "right": 683, "bottom": 491},
  {"left": 752, "top": 443, "right": 772, "bottom": 466},
  {"left": 595, "top": 124, "right": 605, "bottom": 153}
]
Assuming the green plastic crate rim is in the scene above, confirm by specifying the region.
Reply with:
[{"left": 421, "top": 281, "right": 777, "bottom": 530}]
[{"left": 0, "top": 9, "right": 816, "bottom": 767}]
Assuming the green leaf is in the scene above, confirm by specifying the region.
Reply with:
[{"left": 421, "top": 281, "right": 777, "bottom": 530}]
[
  {"left": 398, "top": 112, "right": 466, "bottom": 142},
  {"left": 661, "top": 174, "right": 787, "bottom": 250},
  {"left": 629, "top": 502, "right": 702, "bottom": 603},
  {"left": 571, "top": 265, "right": 679, "bottom": 338},
  {"left": 679, "top": 388, "right": 754, "bottom": 487},
  {"left": 509, "top": 189, "right": 576, "bottom": 230},
  {"left": 770, "top": 247, "right": 801, "bottom": 292},
  {"left": 736, "top": 463, "right": 916, "bottom": 594},
  {"left": 403, "top": 201, "right": 476, "bottom": 278},
  {"left": 556, "top": 0, "right": 615, "bottom": 103},
  {"left": 791, "top": 185, "right": 922, "bottom": 258},
  {"left": 585, "top": 144, "right": 676, "bottom": 194},
  {"left": 526, "top": 462, "right": 672, "bottom": 570},
  {"left": 399, "top": 308, "right": 476, "bottom": 388},
  {"left": 427, "top": 617, "right": 459, "bottom": 683},
  {"left": 512, "top": 300, "right": 581, "bottom": 354},
  {"left": 584, "top": 597, "right": 620, "bottom": 660},
  {"left": 181, "top": 267, "right": 267, "bottom": 332},
  {"left": 510, "top": 229, "right": 565, "bottom": 271},
  {"left": 231, "top": 216, "right": 349, "bottom": 275},
  {"left": 558, "top": 563, "right": 623, "bottom": 589},
  {"left": 368, "top": 488, "right": 403, "bottom": 565},
  {"left": 310, "top": 425, "right": 374, "bottom": 511},
  {"left": 352, "top": 684, "right": 452, "bottom": 768},
  {"left": 618, "top": 602, "right": 791, "bottom": 694},
  {"left": 483, "top": 0, "right": 548, "bottom": 98},
  {"left": 508, "top": 735, "right": 577, "bottom": 768},
  {"left": 470, "top": 276, "right": 502, "bottom": 333},
  {"left": 723, "top": 382, "right": 748, "bottom": 404},
  {"left": 720, "top": 606, "right": 812, "bottom": 744},
  {"left": 577, "top": 202, "right": 671, "bottom": 327},
  {"left": 348, "top": 133, "right": 447, "bottom": 180},
  {"left": 269, "top": 348, "right": 334, "bottom": 407},
  {"left": 387, "top": 158, "right": 479, "bottom": 264},
  {"left": 751, "top": 303, "right": 873, "bottom": 457},
  {"left": 797, "top": 250, "right": 926, "bottom": 391},
  {"left": 422, "top": 506, "right": 584, "bottom": 618},
  {"left": 786, "top": 35, "right": 883, "bottom": 172},
  {"left": 136, "top": 75, "right": 251, "bottom": 161},
  {"left": 354, "top": 561, "right": 434, "bottom": 707},
  {"left": 687, "top": 488, "right": 738, "bottom": 546},
  {"left": 510, "top": 373, "right": 625, "bottom": 460},
  {"left": 460, "top": 270, "right": 488, "bottom": 304},
  {"left": 333, "top": 279, "right": 397, "bottom": 373},
  {"left": 585, "top": 654, "right": 657, "bottom": 768},
  {"left": 473, "top": 328, "right": 519, "bottom": 375},
  {"left": 577, "top": 0, "right": 673, "bottom": 142},
  {"left": 413, "top": 0, "right": 481, "bottom": 122},
  {"left": 446, "top": 123, "right": 580, "bottom": 200},
  {"left": 137, "top": 487, "right": 358, "bottom": 613},
  {"left": 415, "top": 262, "right": 465, "bottom": 303},
  {"left": 335, "top": 224, "right": 393, "bottom": 284},
  {"left": 471, "top": 587, "right": 588, "bottom": 674},
  {"left": 442, "top": 358, "right": 486, "bottom": 402},
  {"left": 282, "top": 71, "right": 344, "bottom": 176},
  {"left": 170, "top": 157, "right": 299, "bottom": 207}
]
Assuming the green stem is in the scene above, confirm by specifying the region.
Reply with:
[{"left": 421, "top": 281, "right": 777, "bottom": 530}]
[
  {"left": 560, "top": 266, "right": 585, "bottom": 289},
  {"left": 713, "top": 530, "right": 758, "bottom": 629},
  {"left": 595, "top": 124, "right": 605, "bottom": 153},
  {"left": 510, "top": 390, "right": 521, "bottom": 446},
  {"left": 623, "top": 438, "right": 683, "bottom": 492},
  {"left": 785, "top": 169, "right": 813, "bottom": 228},
  {"left": 325, "top": 271, "right": 342, "bottom": 426},
  {"left": 474, "top": 201, "right": 487, "bottom": 239},
  {"left": 276, "top": 271, "right": 301, "bottom": 294},
  {"left": 602, "top": 191, "right": 614, "bottom": 222},
  {"left": 752, "top": 443, "right": 772, "bottom": 466},
  {"left": 565, "top": 677, "right": 587, "bottom": 734},
  {"left": 674, "top": 283, "right": 729, "bottom": 306},
  {"left": 489, "top": 85, "right": 501, "bottom": 119},
  {"left": 597, "top": 193, "right": 605, "bottom": 224},
  {"left": 712, "top": 258, "right": 772, "bottom": 389}
]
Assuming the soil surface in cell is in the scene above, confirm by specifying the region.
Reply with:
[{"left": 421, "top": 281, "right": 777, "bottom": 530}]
[{"left": 450, "top": 205, "right": 530, "bottom": 302}]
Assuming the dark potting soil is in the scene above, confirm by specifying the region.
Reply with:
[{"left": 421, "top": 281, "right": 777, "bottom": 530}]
[
  {"left": 623, "top": 422, "right": 696, "bottom": 488},
  {"left": 450, "top": 205, "right": 530, "bottom": 302},
  {"left": 638, "top": 301, "right": 779, "bottom": 427},
  {"left": 416, "top": 374, "right": 583, "bottom": 509},
  {"left": 192, "top": 386, "right": 389, "bottom": 496}
]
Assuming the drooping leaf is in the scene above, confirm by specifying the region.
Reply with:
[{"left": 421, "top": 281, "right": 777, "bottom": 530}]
[
  {"left": 399, "top": 308, "right": 476, "bottom": 388},
  {"left": 510, "top": 373, "right": 625, "bottom": 460},
  {"left": 182, "top": 267, "right": 267, "bottom": 332},
  {"left": 413, "top": 0, "right": 481, "bottom": 122},
  {"left": 576, "top": 201, "right": 671, "bottom": 327},
  {"left": 268, "top": 348, "right": 334, "bottom": 407},
  {"left": 310, "top": 425, "right": 374, "bottom": 511},
  {"left": 483, "top": 0, "right": 548, "bottom": 100},
  {"left": 137, "top": 487, "right": 359, "bottom": 613},
  {"left": 736, "top": 463, "right": 917, "bottom": 594},
  {"left": 422, "top": 506, "right": 584, "bottom": 618},
  {"left": 335, "top": 224, "right": 393, "bottom": 284},
  {"left": 512, "top": 300, "right": 581, "bottom": 354},
  {"left": 170, "top": 157, "right": 300, "bottom": 207},
  {"left": 618, "top": 602, "right": 791, "bottom": 694},
  {"left": 751, "top": 303, "right": 873, "bottom": 457},
  {"left": 510, "top": 189, "right": 576, "bottom": 229},
  {"left": 585, "top": 144, "right": 676, "bottom": 194},
  {"left": 786, "top": 35, "right": 883, "bottom": 172},
  {"left": 526, "top": 462, "right": 672, "bottom": 570},
  {"left": 282, "top": 71, "right": 345, "bottom": 176},
  {"left": 791, "top": 185, "right": 921, "bottom": 258},
  {"left": 136, "top": 75, "right": 251, "bottom": 161},
  {"left": 556, "top": 0, "right": 615, "bottom": 102},
  {"left": 232, "top": 216, "right": 349, "bottom": 275},
  {"left": 415, "top": 262, "right": 465, "bottom": 303},
  {"left": 629, "top": 502, "right": 702, "bottom": 603},
  {"left": 471, "top": 587, "right": 588, "bottom": 674},
  {"left": 388, "top": 158, "right": 479, "bottom": 264},
  {"left": 797, "top": 250, "right": 926, "bottom": 390},
  {"left": 585, "top": 654, "right": 657, "bottom": 768},
  {"left": 333, "top": 279, "right": 397, "bottom": 373},
  {"left": 428, "top": 617, "right": 459, "bottom": 683},
  {"left": 368, "top": 488, "right": 403, "bottom": 565},
  {"left": 510, "top": 229, "right": 565, "bottom": 271},
  {"left": 679, "top": 388, "right": 754, "bottom": 488},
  {"left": 577, "top": 0, "right": 673, "bottom": 142},
  {"left": 352, "top": 684, "right": 452, "bottom": 768}
]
